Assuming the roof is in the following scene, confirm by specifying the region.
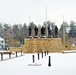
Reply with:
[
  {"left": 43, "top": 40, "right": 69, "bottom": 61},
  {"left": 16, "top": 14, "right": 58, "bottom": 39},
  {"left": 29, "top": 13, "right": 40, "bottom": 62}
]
[{"left": 0, "top": 37, "right": 4, "bottom": 41}]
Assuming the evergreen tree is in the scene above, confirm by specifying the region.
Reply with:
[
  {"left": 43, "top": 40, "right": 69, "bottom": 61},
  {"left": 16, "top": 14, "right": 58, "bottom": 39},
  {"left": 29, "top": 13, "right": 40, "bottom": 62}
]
[{"left": 69, "top": 20, "right": 76, "bottom": 37}]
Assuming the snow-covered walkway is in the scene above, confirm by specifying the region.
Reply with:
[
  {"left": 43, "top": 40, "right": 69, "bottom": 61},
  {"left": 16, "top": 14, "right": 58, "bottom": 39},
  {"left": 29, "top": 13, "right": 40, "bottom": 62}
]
[{"left": 0, "top": 53, "right": 76, "bottom": 75}]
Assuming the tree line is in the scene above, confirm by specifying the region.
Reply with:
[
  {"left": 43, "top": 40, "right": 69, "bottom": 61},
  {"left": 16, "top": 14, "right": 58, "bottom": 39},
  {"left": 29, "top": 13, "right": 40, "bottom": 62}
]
[{"left": 0, "top": 20, "right": 76, "bottom": 47}]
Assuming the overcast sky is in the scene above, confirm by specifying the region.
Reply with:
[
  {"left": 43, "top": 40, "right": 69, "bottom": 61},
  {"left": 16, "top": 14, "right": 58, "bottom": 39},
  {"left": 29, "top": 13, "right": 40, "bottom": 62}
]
[{"left": 0, "top": 0, "right": 76, "bottom": 27}]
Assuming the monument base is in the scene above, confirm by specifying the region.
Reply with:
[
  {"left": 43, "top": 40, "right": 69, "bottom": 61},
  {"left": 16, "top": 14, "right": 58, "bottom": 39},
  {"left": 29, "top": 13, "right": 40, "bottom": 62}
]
[
  {"left": 10, "top": 38, "right": 76, "bottom": 53},
  {"left": 27, "top": 36, "right": 32, "bottom": 38},
  {"left": 23, "top": 38, "right": 71, "bottom": 53},
  {"left": 34, "top": 36, "right": 38, "bottom": 38},
  {"left": 47, "top": 36, "right": 52, "bottom": 38},
  {"left": 40, "top": 36, "right": 46, "bottom": 38}
]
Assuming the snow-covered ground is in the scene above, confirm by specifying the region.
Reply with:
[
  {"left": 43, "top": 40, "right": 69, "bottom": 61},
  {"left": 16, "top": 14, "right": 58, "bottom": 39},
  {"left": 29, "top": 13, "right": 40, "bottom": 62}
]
[{"left": 0, "top": 52, "right": 76, "bottom": 75}]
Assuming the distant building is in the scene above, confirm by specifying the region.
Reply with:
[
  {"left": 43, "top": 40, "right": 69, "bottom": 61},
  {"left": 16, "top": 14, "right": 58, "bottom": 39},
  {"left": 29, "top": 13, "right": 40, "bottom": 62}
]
[{"left": 0, "top": 37, "right": 6, "bottom": 50}]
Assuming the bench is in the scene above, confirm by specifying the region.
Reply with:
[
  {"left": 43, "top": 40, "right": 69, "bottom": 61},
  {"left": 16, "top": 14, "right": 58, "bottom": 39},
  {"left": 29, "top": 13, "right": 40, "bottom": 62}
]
[
  {"left": 0, "top": 51, "right": 23, "bottom": 61},
  {"left": 0, "top": 51, "right": 15, "bottom": 60}
]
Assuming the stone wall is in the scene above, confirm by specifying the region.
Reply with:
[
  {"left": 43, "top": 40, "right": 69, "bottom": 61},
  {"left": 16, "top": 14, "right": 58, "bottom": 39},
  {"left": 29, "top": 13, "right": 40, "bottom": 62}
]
[
  {"left": 23, "top": 38, "right": 70, "bottom": 53},
  {"left": 10, "top": 46, "right": 23, "bottom": 52},
  {"left": 10, "top": 38, "right": 76, "bottom": 53}
]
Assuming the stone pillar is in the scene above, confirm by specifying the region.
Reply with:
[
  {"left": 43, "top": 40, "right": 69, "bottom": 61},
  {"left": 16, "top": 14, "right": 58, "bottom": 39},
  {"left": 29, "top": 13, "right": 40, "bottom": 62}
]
[{"left": 46, "top": 26, "right": 48, "bottom": 38}]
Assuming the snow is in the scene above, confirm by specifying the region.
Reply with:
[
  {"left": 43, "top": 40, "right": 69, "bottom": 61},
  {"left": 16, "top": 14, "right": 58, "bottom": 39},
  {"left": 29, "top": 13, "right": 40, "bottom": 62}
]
[
  {"left": 63, "top": 50, "right": 76, "bottom": 53},
  {"left": 0, "top": 37, "right": 4, "bottom": 41},
  {"left": 0, "top": 52, "right": 76, "bottom": 75}
]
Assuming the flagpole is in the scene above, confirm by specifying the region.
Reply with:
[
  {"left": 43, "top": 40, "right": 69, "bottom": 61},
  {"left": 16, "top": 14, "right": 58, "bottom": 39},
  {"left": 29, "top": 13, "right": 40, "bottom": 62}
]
[
  {"left": 63, "top": 15, "right": 65, "bottom": 44},
  {"left": 29, "top": 16, "right": 31, "bottom": 25},
  {"left": 46, "top": 6, "right": 48, "bottom": 37}
]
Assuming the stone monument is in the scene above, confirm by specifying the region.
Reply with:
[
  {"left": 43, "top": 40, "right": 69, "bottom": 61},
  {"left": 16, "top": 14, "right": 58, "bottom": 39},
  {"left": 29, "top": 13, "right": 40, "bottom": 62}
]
[
  {"left": 54, "top": 25, "right": 58, "bottom": 38},
  {"left": 28, "top": 26, "right": 32, "bottom": 38},
  {"left": 41, "top": 26, "right": 46, "bottom": 38},
  {"left": 34, "top": 26, "right": 38, "bottom": 38},
  {"left": 48, "top": 26, "right": 52, "bottom": 38}
]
